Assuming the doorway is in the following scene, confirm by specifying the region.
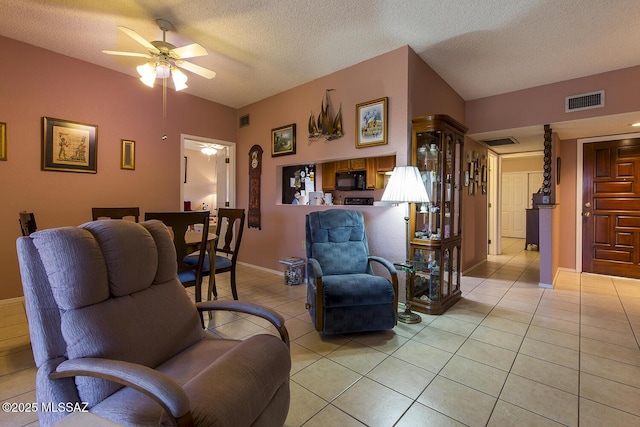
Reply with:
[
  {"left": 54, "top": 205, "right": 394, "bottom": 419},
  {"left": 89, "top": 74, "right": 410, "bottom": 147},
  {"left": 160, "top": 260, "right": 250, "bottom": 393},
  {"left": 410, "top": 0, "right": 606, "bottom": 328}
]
[
  {"left": 181, "top": 134, "right": 236, "bottom": 211},
  {"left": 488, "top": 152, "right": 499, "bottom": 255},
  {"left": 581, "top": 137, "right": 640, "bottom": 278},
  {"left": 496, "top": 153, "right": 544, "bottom": 251}
]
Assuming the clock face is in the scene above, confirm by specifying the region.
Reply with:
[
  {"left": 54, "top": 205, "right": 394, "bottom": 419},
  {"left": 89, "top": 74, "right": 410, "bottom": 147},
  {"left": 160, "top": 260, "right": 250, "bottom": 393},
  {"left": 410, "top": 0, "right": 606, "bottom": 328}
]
[{"left": 251, "top": 150, "right": 259, "bottom": 169}]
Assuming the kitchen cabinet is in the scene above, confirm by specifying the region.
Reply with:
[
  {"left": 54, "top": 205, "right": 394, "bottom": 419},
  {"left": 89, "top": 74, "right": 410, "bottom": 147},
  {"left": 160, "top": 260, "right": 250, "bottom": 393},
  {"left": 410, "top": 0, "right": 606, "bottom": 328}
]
[
  {"left": 321, "top": 155, "right": 396, "bottom": 191},
  {"left": 335, "top": 158, "right": 365, "bottom": 172},
  {"left": 322, "top": 162, "right": 337, "bottom": 192},
  {"left": 377, "top": 155, "right": 396, "bottom": 172}
]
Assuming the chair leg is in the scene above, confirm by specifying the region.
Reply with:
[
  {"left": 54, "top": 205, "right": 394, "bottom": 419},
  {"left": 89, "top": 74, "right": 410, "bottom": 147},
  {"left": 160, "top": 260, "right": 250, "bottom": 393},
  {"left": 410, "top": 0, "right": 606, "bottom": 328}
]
[
  {"left": 207, "top": 275, "right": 217, "bottom": 320},
  {"left": 208, "top": 275, "right": 218, "bottom": 300},
  {"left": 231, "top": 269, "right": 238, "bottom": 300}
]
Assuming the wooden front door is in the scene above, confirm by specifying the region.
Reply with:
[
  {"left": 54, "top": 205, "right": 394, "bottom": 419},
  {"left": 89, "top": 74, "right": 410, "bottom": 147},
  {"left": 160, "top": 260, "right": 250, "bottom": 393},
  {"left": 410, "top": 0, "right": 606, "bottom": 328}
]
[{"left": 582, "top": 138, "right": 640, "bottom": 278}]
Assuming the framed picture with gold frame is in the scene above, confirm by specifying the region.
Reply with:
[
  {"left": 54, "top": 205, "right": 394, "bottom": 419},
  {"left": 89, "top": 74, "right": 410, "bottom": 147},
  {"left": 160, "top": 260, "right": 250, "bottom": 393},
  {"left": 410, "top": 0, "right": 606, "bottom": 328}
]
[
  {"left": 356, "top": 97, "right": 387, "bottom": 148},
  {"left": 0, "top": 122, "right": 6, "bottom": 161},
  {"left": 271, "top": 123, "right": 296, "bottom": 157},
  {"left": 42, "top": 117, "right": 97, "bottom": 173},
  {"left": 121, "top": 139, "right": 135, "bottom": 170}
]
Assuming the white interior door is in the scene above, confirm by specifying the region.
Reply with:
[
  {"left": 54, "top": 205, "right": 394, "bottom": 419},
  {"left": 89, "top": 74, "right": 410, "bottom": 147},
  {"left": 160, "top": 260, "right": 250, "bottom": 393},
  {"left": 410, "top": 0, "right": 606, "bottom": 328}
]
[
  {"left": 501, "top": 172, "right": 528, "bottom": 238},
  {"left": 528, "top": 172, "right": 543, "bottom": 208}
]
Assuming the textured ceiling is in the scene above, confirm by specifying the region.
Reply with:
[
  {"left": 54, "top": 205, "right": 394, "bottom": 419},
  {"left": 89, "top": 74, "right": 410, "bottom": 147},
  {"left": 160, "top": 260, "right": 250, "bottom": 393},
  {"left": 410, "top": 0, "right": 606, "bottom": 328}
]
[{"left": 2, "top": 0, "right": 640, "bottom": 152}]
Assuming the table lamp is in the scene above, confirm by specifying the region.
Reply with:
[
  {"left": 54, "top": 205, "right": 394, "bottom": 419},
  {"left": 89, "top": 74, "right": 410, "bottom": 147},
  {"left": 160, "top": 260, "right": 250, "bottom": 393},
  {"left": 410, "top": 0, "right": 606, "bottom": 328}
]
[{"left": 381, "top": 166, "right": 430, "bottom": 323}]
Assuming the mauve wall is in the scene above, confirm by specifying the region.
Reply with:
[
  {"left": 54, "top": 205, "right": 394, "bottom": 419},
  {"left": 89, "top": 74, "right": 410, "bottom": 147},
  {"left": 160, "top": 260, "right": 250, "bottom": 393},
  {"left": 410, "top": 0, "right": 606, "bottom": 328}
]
[
  {"left": 0, "top": 36, "right": 236, "bottom": 299},
  {"left": 558, "top": 138, "right": 578, "bottom": 270},
  {"left": 466, "top": 66, "right": 640, "bottom": 273},
  {"left": 466, "top": 65, "right": 640, "bottom": 134},
  {"left": 407, "top": 48, "right": 486, "bottom": 271},
  {"left": 234, "top": 46, "right": 469, "bottom": 277}
]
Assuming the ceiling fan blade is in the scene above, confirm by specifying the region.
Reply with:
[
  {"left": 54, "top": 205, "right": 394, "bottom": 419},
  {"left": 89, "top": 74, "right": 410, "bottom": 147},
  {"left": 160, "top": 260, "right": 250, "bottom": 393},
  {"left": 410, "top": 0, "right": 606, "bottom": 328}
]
[
  {"left": 171, "top": 43, "right": 208, "bottom": 59},
  {"left": 175, "top": 60, "right": 217, "bottom": 79},
  {"left": 102, "top": 50, "right": 152, "bottom": 58},
  {"left": 117, "top": 26, "right": 159, "bottom": 54}
]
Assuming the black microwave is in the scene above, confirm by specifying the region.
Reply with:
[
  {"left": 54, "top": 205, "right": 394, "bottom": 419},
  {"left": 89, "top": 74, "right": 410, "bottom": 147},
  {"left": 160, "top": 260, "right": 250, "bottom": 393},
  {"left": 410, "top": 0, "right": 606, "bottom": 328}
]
[{"left": 335, "top": 171, "right": 366, "bottom": 191}]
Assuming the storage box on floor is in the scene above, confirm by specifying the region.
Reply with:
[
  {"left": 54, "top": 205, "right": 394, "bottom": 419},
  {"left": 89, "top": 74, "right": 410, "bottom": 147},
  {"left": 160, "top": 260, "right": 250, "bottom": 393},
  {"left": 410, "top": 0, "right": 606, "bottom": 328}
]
[{"left": 279, "top": 257, "right": 305, "bottom": 286}]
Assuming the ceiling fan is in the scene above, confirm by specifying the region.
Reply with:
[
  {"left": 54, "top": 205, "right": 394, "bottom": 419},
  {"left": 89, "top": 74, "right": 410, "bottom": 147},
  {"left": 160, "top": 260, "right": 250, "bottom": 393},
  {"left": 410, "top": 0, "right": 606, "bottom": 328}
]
[{"left": 102, "top": 19, "right": 216, "bottom": 91}]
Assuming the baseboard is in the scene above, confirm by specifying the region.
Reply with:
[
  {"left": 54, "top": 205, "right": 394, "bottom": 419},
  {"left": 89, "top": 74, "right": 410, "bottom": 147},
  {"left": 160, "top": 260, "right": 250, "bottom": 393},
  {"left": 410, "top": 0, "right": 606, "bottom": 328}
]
[
  {"left": 462, "top": 259, "right": 488, "bottom": 275},
  {"left": 237, "top": 261, "right": 309, "bottom": 284},
  {"left": 237, "top": 261, "right": 283, "bottom": 276}
]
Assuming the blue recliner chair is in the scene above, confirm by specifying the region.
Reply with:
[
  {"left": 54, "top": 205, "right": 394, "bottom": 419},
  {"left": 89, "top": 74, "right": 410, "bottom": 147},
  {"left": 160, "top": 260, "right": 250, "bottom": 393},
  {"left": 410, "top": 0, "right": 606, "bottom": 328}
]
[{"left": 305, "top": 209, "right": 398, "bottom": 334}]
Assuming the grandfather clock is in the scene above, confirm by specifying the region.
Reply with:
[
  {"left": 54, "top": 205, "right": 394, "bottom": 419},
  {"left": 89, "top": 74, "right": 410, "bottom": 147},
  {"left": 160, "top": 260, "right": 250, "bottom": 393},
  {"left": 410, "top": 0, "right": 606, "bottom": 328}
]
[{"left": 248, "top": 145, "right": 263, "bottom": 229}]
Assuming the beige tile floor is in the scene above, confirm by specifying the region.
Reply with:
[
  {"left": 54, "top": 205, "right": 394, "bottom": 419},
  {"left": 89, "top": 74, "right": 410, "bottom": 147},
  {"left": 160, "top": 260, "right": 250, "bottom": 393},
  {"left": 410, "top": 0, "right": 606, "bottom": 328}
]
[{"left": 1, "top": 237, "right": 640, "bottom": 426}]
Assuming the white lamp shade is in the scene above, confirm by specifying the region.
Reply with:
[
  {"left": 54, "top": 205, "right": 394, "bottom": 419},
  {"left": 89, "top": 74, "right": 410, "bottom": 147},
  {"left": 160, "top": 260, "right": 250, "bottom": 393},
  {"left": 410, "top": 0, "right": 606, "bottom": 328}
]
[
  {"left": 137, "top": 62, "right": 156, "bottom": 88},
  {"left": 381, "top": 166, "right": 430, "bottom": 204},
  {"left": 171, "top": 67, "right": 188, "bottom": 91}
]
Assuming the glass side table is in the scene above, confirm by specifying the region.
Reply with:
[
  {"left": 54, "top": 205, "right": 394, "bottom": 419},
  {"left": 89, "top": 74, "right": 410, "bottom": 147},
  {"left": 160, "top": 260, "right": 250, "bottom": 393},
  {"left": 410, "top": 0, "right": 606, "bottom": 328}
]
[{"left": 393, "top": 261, "right": 422, "bottom": 324}]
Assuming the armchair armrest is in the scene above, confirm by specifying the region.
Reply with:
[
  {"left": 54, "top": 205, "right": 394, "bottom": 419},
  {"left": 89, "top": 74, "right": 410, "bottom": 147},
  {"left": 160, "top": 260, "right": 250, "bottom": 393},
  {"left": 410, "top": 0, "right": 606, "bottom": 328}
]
[
  {"left": 51, "top": 357, "right": 193, "bottom": 426},
  {"left": 307, "top": 258, "right": 323, "bottom": 279},
  {"left": 196, "top": 300, "right": 290, "bottom": 348},
  {"left": 368, "top": 256, "right": 398, "bottom": 275}
]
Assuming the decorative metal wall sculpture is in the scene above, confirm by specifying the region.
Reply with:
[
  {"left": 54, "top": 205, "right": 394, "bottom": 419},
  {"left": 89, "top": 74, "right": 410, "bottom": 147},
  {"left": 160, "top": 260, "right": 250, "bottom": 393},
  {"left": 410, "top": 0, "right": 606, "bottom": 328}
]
[{"left": 308, "top": 89, "right": 343, "bottom": 141}]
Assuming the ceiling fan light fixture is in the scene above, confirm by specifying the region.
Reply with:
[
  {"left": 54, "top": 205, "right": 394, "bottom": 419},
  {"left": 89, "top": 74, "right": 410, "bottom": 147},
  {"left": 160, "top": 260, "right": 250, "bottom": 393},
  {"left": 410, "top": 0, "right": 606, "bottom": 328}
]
[
  {"left": 156, "top": 62, "right": 171, "bottom": 79},
  {"left": 171, "top": 67, "right": 188, "bottom": 91},
  {"left": 137, "top": 62, "right": 156, "bottom": 87}
]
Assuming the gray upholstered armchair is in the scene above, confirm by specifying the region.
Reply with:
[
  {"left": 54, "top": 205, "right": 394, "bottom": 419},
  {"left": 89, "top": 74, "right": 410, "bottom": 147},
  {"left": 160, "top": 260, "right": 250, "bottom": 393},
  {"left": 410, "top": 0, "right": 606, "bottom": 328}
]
[
  {"left": 16, "top": 219, "right": 290, "bottom": 426},
  {"left": 305, "top": 209, "right": 398, "bottom": 334}
]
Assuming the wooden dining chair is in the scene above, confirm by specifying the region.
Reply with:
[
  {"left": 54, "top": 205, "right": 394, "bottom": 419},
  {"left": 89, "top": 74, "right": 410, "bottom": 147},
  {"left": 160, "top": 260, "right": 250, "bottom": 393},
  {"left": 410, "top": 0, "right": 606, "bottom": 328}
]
[
  {"left": 185, "top": 208, "right": 246, "bottom": 301},
  {"left": 92, "top": 207, "right": 140, "bottom": 222},
  {"left": 18, "top": 212, "right": 37, "bottom": 236},
  {"left": 143, "top": 211, "right": 210, "bottom": 303}
]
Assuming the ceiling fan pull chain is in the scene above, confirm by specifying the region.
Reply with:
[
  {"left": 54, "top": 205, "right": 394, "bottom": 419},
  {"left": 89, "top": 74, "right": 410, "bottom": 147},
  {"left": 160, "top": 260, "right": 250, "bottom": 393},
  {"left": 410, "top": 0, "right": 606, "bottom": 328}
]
[{"left": 162, "top": 78, "right": 167, "bottom": 140}]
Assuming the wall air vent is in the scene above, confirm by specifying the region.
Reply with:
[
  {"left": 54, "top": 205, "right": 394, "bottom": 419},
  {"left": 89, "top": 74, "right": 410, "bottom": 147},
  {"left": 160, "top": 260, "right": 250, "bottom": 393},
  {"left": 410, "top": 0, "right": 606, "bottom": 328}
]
[
  {"left": 565, "top": 90, "right": 604, "bottom": 113},
  {"left": 480, "top": 137, "right": 519, "bottom": 147},
  {"left": 239, "top": 114, "right": 250, "bottom": 128}
]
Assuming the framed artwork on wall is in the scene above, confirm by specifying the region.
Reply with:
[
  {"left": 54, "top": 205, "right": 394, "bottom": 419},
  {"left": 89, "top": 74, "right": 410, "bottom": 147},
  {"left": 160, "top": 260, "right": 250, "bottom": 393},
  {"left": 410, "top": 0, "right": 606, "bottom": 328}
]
[
  {"left": 272, "top": 123, "right": 296, "bottom": 157},
  {"left": 355, "top": 97, "right": 387, "bottom": 148},
  {"left": 0, "top": 122, "right": 6, "bottom": 161},
  {"left": 120, "top": 139, "right": 135, "bottom": 170},
  {"left": 42, "top": 117, "right": 97, "bottom": 173}
]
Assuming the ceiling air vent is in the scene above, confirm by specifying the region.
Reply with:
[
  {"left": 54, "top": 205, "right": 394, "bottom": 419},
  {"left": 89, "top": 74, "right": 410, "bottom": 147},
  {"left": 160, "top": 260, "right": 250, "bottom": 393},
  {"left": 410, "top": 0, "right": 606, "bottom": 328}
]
[
  {"left": 480, "top": 137, "right": 519, "bottom": 147},
  {"left": 565, "top": 90, "right": 604, "bottom": 113},
  {"left": 239, "top": 114, "right": 250, "bottom": 128}
]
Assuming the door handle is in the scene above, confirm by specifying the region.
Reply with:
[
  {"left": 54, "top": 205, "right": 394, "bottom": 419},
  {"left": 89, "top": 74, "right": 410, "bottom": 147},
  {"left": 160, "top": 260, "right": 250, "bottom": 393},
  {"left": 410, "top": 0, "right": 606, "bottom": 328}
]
[
  {"left": 584, "top": 202, "right": 591, "bottom": 208},
  {"left": 583, "top": 211, "right": 591, "bottom": 217}
]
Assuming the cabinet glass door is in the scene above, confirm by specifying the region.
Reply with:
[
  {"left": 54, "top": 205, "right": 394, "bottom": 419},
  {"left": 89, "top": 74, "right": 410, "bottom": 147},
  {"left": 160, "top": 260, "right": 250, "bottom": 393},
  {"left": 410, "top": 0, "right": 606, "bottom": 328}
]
[
  {"left": 412, "top": 246, "right": 441, "bottom": 302},
  {"left": 443, "top": 132, "right": 453, "bottom": 239},
  {"left": 451, "top": 245, "right": 460, "bottom": 293},
  {"left": 415, "top": 131, "right": 441, "bottom": 241},
  {"left": 453, "top": 135, "right": 462, "bottom": 237}
]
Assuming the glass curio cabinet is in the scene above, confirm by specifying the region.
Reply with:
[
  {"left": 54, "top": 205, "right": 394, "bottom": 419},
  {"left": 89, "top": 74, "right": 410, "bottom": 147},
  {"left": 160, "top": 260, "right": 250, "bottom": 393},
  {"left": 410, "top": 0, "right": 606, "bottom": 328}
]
[{"left": 410, "top": 115, "right": 467, "bottom": 314}]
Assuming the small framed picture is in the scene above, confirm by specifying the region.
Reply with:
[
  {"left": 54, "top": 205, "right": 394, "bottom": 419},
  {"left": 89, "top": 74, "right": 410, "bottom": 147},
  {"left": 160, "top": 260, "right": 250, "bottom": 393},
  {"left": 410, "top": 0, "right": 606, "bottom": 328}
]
[
  {"left": 42, "top": 117, "right": 97, "bottom": 173},
  {"left": 0, "top": 122, "right": 6, "bottom": 161},
  {"left": 121, "top": 139, "right": 135, "bottom": 170},
  {"left": 271, "top": 123, "right": 296, "bottom": 157},
  {"left": 356, "top": 97, "right": 387, "bottom": 148}
]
